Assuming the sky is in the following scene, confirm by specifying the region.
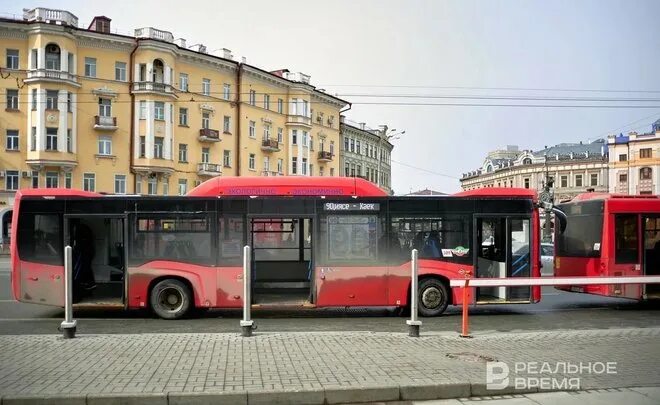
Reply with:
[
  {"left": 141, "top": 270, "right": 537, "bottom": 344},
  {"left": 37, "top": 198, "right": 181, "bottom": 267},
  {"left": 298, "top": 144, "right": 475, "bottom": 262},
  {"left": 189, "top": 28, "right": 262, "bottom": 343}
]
[{"left": 7, "top": 0, "right": 660, "bottom": 193}]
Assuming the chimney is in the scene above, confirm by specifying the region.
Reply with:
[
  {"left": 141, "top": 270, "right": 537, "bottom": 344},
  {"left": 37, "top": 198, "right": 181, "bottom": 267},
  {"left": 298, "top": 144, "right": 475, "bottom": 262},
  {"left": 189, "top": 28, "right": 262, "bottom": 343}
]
[
  {"left": 174, "top": 38, "right": 187, "bottom": 48},
  {"left": 359, "top": 122, "right": 366, "bottom": 130},
  {"left": 241, "top": 56, "right": 247, "bottom": 64},
  {"left": 89, "top": 16, "right": 111, "bottom": 33},
  {"left": 221, "top": 48, "right": 233, "bottom": 60}
]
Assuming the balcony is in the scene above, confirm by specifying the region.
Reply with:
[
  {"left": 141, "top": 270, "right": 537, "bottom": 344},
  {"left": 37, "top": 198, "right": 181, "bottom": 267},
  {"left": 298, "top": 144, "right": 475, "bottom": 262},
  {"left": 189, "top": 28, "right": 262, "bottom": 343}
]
[
  {"left": 261, "top": 170, "right": 283, "bottom": 177},
  {"left": 261, "top": 138, "right": 280, "bottom": 152},
  {"left": 198, "top": 128, "right": 220, "bottom": 143},
  {"left": 318, "top": 151, "right": 333, "bottom": 162},
  {"left": 23, "top": 7, "right": 79, "bottom": 27},
  {"left": 25, "top": 69, "right": 80, "bottom": 87},
  {"left": 132, "top": 81, "right": 177, "bottom": 98},
  {"left": 94, "top": 116, "right": 118, "bottom": 131},
  {"left": 286, "top": 114, "right": 312, "bottom": 128},
  {"left": 197, "top": 163, "right": 222, "bottom": 177},
  {"left": 134, "top": 27, "right": 174, "bottom": 43}
]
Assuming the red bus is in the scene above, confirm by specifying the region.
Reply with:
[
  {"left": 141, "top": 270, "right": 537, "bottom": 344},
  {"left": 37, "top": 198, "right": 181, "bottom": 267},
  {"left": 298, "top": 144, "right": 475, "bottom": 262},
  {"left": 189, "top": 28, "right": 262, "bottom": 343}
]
[
  {"left": 554, "top": 193, "right": 660, "bottom": 300},
  {"left": 11, "top": 177, "right": 541, "bottom": 319}
]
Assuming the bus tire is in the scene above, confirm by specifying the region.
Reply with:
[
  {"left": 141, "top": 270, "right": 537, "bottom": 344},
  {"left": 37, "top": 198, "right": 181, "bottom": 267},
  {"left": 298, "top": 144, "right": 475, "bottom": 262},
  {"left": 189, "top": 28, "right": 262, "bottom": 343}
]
[
  {"left": 150, "top": 279, "right": 192, "bottom": 320},
  {"left": 418, "top": 278, "right": 449, "bottom": 317}
]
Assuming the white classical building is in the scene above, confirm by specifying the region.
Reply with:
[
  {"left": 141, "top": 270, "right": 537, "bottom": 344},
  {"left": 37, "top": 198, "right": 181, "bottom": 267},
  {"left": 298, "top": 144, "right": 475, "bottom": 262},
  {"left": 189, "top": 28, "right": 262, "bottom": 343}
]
[{"left": 608, "top": 120, "right": 660, "bottom": 195}]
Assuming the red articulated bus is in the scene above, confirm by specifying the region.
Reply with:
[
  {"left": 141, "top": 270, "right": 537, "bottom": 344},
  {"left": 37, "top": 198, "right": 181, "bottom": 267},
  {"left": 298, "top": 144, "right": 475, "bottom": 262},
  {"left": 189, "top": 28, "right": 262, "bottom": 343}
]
[
  {"left": 11, "top": 177, "right": 542, "bottom": 319},
  {"left": 554, "top": 193, "right": 660, "bottom": 300}
]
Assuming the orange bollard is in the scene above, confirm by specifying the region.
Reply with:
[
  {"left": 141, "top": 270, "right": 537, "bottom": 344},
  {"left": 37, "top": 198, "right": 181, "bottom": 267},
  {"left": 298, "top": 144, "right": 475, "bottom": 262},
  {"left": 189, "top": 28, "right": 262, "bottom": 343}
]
[{"left": 459, "top": 269, "right": 472, "bottom": 338}]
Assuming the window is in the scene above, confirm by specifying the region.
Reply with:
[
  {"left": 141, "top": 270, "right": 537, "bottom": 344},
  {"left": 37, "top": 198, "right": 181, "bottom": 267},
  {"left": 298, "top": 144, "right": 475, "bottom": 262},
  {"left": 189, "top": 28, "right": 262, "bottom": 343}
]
[
  {"left": 223, "top": 116, "right": 231, "bottom": 133},
  {"left": 31, "top": 171, "right": 38, "bottom": 188},
  {"left": 302, "top": 131, "right": 308, "bottom": 146},
  {"left": 309, "top": 164, "right": 314, "bottom": 176},
  {"left": 154, "top": 102, "right": 165, "bottom": 120},
  {"left": 113, "top": 174, "right": 126, "bottom": 194},
  {"left": 330, "top": 142, "right": 335, "bottom": 155},
  {"left": 30, "top": 127, "right": 36, "bottom": 151},
  {"left": 201, "top": 147, "right": 209, "bottom": 163},
  {"left": 523, "top": 178, "right": 530, "bottom": 189},
  {"left": 344, "top": 137, "right": 349, "bottom": 151},
  {"left": 6, "top": 49, "right": 18, "bottom": 69},
  {"left": 640, "top": 148, "right": 652, "bottom": 159},
  {"left": 178, "top": 144, "right": 188, "bottom": 162},
  {"left": 6, "top": 130, "right": 18, "bottom": 150},
  {"left": 277, "top": 128, "right": 283, "bottom": 143},
  {"left": 64, "top": 172, "right": 71, "bottom": 189},
  {"left": 115, "top": 62, "right": 126, "bottom": 81},
  {"left": 292, "top": 129, "right": 297, "bottom": 145},
  {"left": 556, "top": 200, "right": 604, "bottom": 258},
  {"left": 178, "top": 179, "right": 187, "bottom": 195},
  {"left": 139, "top": 101, "right": 146, "bottom": 119},
  {"left": 264, "top": 94, "right": 270, "bottom": 110},
  {"left": 132, "top": 215, "right": 213, "bottom": 264},
  {"left": 202, "top": 112, "right": 210, "bottom": 129},
  {"left": 45, "top": 45, "right": 60, "bottom": 70},
  {"left": 249, "top": 121, "right": 256, "bottom": 138},
  {"left": 263, "top": 125, "right": 270, "bottom": 140},
  {"left": 136, "top": 175, "right": 142, "bottom": 194},
  {"left": 31, "top": 89, "right": 37, "bottom": 110},
  {"left": 590, "top": 173, "right": 598, "bottom": 186},
  {"left": 98, "top": 98, "right": 111, "bottom": 117},
  {"left": 5, "top": 170, "right": 18, "bottom": 190},
  {"left": 162, "top": 181, "right": 169, "bottom": 196},
  {"left": 302, "top": 158, "right": 307, "bottom": 175},
  {"left": 84, "top": 57, "right": 96, "bottom": 77},
  {"left": 248, "top": 153, "right": 256, "bottom": 170},
  {"left": 154, "top": 137, "right": 164, "bottom": 158},
  {"left": 619, "top": 173, "right": 628, "bottom": 183},
  {"left": 46, "top": 128, "right": 57, "bottom": 151},
  {"left": 139, "top": 136, "right": 146, "bottom": 158},
  {"left": 6, "top": 89, "right": 18, "bottom": 110},
  {"left": 575, "top": 174, "right": 583, "bottom": 187},
  {"left": 46, "top": 90, "right": 58, "bottom": 110},
  {"left": 17, "top": 214, "right": 62, "bottom": 265},
  {"left": 291, "top": 157, "right": 298, "bottom": 174},
  {"left": 263, "top": 156, "right": 270, "bottom": 171},
  {"left": 277, "top": 158, "right": 283, "bottom": 174},
  {"left": 83, "top": 173, "right": 96, "bottom": 192},
  {"left": 98, "top": 135, "right": 112, "bottom": 155},
  {"left": 249, "top": 90, "right": 256, "bottom": 105},
  {"left": 310, "top": 136, "right": 314, "bottom": 151},
  {"left": 344, "top": 163, "right": 350, "bottom": 177},
  {"left": 45, "top": 172, "right": 58, "bottom": 188},
  {"left": 320, "top": 214, "right": 384, "bottom": 263},
  {"left": 619, "top": 154, "right": 627, "bottom": 162},
  {"left": 179, "top": 108, "right": 188, "bottom": 126},
  {"left": 223, "top": 150, "right": 231, "bottom": 167},
  {"left": 559, "top": 175, "right": 568, "bottom": 188},
  {"left": 615, "top": 214, "right": 638, "bottom": 264},
  {"left": 222, "top": 83, "right": 230, "bottom": 100},
  {"left": 147, "top": 177, "right": 157, "bottom": 195},
  {"left": 67, "top": 53, "right": 74, "bottom": 73},
  {"left": 180, "top": 73, "right": 189, "bottom": 92},
  {"left": 67, "top": 92, "right": 72, "bottom": 112},
  {"left": 202, "top": 79, "right": 210, "bottom": 96},
  {"left": 301, "top": 100, "right": 309, "bottom": 116},
  {"left": 640, "top": 167, "right": 652, "bottom": 180},
  {"left": 319, "top": 166, "right": 324, "bottom": 177},
  {"left": 277, "top": 98, "right": 283, "bottom": 114}
]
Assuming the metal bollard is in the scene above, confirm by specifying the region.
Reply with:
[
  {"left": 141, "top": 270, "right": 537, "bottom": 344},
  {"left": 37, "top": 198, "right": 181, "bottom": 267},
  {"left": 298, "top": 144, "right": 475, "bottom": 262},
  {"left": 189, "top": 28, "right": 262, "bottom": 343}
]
[
  {"left": 240, "top": 245, "right": 254, "bottom": 337},
  {"left": 60, "top": 246, "right": 77, "bottom": 339},
  {"left": 459, "top": 269, "right": 472, "bottom": 338},
  {"left": 406, "top": 249, "right": 422, "bottom": 337}
]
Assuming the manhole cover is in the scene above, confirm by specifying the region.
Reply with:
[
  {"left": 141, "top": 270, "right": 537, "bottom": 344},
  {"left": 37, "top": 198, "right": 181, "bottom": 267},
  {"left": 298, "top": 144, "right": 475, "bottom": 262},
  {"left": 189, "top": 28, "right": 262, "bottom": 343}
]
[{"left": 446, "top": 352, "right": 497, "bottom": 363}]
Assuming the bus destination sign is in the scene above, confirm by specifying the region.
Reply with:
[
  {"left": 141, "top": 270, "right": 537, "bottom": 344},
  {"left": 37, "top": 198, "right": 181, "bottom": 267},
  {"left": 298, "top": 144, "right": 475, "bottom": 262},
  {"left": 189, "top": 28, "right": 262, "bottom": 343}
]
[{"left": 324, "top": 202, "right": 380, "bottom": 211}]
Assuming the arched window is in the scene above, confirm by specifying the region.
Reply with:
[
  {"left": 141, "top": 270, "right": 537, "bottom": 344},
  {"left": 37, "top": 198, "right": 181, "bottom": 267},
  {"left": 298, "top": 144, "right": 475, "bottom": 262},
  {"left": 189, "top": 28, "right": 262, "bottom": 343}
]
[
  {"left": 486, "top": 164, "right": 493, "bottom": 173},
  {"left": 45, "top": 43, "right": 61, "bottom": 70},
  {"left": 522, "top": 158, "right": 532, "bottom": 165},
  {"left": 152, "top": 59, "right": 164, "bottom": 83},
  {"left": 640, "top": 167, "right": 652, "bottom": 180}
]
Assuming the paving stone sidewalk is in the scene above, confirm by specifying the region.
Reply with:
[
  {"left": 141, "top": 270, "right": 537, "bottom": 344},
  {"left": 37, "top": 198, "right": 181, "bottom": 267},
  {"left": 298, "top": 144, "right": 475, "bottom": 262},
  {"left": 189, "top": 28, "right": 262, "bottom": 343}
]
[{"left": 0, "top": 327, "right": 658, "bottom": 404}]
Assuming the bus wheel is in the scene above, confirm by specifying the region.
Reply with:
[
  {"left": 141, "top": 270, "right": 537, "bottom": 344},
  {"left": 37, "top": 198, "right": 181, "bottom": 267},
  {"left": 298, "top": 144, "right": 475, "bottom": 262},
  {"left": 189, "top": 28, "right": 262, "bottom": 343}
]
[
  {"left": 418, "top": 278, "right": 449, "bottom": 317},
  {"left": 150, "top": 279, "right": 192, "bottom": 320}
]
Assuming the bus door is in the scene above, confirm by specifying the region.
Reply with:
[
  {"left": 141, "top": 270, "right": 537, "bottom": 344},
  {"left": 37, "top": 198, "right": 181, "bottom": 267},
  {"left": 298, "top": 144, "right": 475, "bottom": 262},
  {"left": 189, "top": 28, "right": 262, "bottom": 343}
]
[
  {"left": 475, "top": 216, "right": 532, "bottom": 303},
  {"left": 612, "top": 214, "right": 643, "bottom": 299},
  {"left": 64, "top": 214, "right": 127, "bottom": 306},
  {"left": 249, "top": 217, "right": 313, "bottom": 305},
  {"left": 642, "top": 215, "right": 660, "bottom": 298}
]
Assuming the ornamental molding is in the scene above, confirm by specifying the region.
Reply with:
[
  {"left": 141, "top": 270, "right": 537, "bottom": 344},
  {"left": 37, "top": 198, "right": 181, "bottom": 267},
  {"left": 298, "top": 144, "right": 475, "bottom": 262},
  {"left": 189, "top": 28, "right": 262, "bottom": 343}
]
[
  {"left": 92, "top": 86, "right": 119, "bottom": 98},
  {"left": 0, "top": 26, "right": 28, "bottom": 39}
]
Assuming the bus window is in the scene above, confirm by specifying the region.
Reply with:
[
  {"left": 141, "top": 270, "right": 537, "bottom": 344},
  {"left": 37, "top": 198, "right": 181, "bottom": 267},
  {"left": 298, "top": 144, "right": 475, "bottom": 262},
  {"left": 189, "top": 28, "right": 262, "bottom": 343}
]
[
  {"left": 17, "top": 214, "right": 62, "bottom": 265},
  {"left": 218, "top": 216, "right": 244, "bottom": 265},
  {"left": 615, "top": 215, "right": 639, "bottom": 264},
  {"left": 131, "top": 214, "right": 213, "bottom": 265},
  {"left": 320, "top": 214, "right": 383, "bottom": 263},
  {"left": 555, "top": 200, "right": 604, "bottom": 258},
  {"left": 389, "top": 215, "right": 471, "bottom": 264}
]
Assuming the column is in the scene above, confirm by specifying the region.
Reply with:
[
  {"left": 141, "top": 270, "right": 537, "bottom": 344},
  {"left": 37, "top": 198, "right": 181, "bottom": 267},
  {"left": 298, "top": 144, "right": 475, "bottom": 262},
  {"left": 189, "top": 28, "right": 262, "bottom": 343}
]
[
  {"left": 27, "top": 89, "right": 32, "bottom": 149},
  {"left": 57, "top": 90, "right": 68, "bottom": 152},
  {"left": 71, "top": 93, "right": 77, "bottom": 153},
  {"left": 36, "top": 89, "right": 45, "bottom": 150},
  {"left": 37, "top": 47, "right": 45, "bottom": 69},
  {"left": 164, "top": 102, "right": 172, "bottom": 159},
  {"left": 61, "top": 49, "right": 68, "bottom": 73},
  {"left": 145, "top": 101, "right": 154, "bottom": 159},
  {"left": 164, "top": 65, "right": 171, "bottom": 85},
  {"left": 134, "top": 63, "right": 140, "bottom": 83},
  {"left": 133, "top": 101, "right": 140, "bottom": 159},
  {"left": 70, "top": 53, "right": 76, "bottom": 75},
  {"left": 304, "top": 137, "right": 310, "bottom": 176}
]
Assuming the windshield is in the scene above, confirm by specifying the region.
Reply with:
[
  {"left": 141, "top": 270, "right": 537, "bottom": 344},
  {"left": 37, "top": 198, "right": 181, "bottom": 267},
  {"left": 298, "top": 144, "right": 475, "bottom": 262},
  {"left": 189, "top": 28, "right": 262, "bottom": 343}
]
[{"left": 555, "top": 200, "right": 604, "bottom": 258}]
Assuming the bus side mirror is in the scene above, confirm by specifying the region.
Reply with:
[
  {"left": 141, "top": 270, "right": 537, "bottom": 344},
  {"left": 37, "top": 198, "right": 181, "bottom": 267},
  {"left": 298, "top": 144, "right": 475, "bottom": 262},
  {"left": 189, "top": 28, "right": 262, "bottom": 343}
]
[{"left": 552, "top": 207, "right": 567, "bottom": 234}]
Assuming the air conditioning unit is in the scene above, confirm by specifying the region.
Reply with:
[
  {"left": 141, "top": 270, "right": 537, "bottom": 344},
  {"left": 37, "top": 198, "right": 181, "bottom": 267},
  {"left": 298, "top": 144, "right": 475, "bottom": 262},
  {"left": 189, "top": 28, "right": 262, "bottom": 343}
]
[
  {"left": 22, "top": 171, "right": 31, "bottom": 178},
  {"left": 0, "top": 171, "right": 5, "bottom": 178}
]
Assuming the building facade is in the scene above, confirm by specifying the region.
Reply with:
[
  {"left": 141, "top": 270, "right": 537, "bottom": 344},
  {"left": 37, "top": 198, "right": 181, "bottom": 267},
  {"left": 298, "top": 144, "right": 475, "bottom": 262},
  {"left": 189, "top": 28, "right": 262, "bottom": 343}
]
[
  {"left": 339, "top": 118, "right": 393, "bottom": 193},
  {"left": 0, "top": 7, "right": 356, "bottom": 248},
  {"left": 608, "top": 121, "right": 660, "bottom": 195},
  {"left": 460, "top": 140, "right": 610, "bottom": 202}
]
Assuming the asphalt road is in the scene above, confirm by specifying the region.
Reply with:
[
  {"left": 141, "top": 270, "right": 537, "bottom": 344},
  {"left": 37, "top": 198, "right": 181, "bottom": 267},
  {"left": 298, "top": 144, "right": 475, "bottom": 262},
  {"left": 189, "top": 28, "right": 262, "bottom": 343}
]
[{"left": 1, "top": 256, "right": 658, "bottom": 335}]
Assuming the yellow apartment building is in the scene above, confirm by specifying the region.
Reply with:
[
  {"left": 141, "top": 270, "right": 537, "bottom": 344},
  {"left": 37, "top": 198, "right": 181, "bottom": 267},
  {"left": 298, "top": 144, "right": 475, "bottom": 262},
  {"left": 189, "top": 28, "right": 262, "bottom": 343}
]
[
  {"left": 0, "top": 7, "right": 349, "bottom": 246},
  {"left": 607, "top": 121, "right": 660, "bottom": 195}
]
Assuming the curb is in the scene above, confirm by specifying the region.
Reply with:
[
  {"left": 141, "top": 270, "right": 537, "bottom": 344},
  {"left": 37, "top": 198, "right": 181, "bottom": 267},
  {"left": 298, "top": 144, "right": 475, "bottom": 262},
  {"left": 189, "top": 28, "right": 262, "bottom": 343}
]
[{"left": 0, "top": 382, "right": 562, "bottom": 405}]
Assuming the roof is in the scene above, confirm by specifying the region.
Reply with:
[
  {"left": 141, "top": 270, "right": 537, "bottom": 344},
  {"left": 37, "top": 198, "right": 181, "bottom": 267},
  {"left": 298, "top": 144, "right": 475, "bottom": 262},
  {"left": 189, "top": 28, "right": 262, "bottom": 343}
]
[
  {"left": 454, "top": 188, "right": 537, "bottom": 201},
  {"left": 405, "top": 188, "right": 448, "bottom": 196},
  {"left": 532, "top": 139, "right": 605, "bottom": 159},
  {"left": 187, "top": 176, "right": 388, "bottom": 197}
]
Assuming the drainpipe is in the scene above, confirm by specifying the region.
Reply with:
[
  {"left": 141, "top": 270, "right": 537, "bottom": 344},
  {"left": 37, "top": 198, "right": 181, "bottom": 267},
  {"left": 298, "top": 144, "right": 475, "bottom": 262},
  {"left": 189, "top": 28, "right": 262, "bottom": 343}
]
[
  {"left": 129, "top": 40, "right": 140, "bottom": 192},
  {"left": 236, "top": 63, "right": 242, "bottom": 176}
]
